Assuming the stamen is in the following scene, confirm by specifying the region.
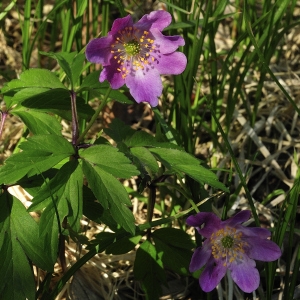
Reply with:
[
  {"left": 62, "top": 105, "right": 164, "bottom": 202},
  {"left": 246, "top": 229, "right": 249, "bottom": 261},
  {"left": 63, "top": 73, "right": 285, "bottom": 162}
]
[
  {"left": 110, "top": 27, "right": 157, "bottom": 79},
  {"left": 210, "top": 226, "right": 248, "bottom": 266}
]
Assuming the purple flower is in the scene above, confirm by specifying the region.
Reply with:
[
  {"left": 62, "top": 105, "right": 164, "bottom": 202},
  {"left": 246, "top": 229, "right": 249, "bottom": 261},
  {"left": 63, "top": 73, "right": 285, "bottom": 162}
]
[
  {"left": 187, "top": 210, "right": 281, "bottom": 293},
  {"left": 85, "top": 10, "right": 187, "bottom": 107}
]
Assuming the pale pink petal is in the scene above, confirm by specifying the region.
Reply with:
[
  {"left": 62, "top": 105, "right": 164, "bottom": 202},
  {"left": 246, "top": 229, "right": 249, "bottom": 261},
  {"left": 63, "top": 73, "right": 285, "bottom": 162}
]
[
  {"left": 125, "top": 68, "right": 162, "bottom": 106},
  {"left": 136, "top": 10, "right": 172, "bottom": 31},
  {"left": 229, "top": 255, "right": 260, "bottom": 293},
  {"left": 153, "top": 52, "right": 187, "bottom": 75},
  {"left": 151, "top": 29, "right": 185, "bottom": 54}
]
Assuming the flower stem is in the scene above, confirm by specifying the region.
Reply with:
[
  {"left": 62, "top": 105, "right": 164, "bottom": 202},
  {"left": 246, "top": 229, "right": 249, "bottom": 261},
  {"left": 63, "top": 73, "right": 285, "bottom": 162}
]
[
  {"left": 227, "top": 270, "right": 233, "bottom": 300},
  {"left": 146, "top": 184, "right": 156, "bottom": 224},
  {"left": 70, "top": 90, "right": 79, "bottom": 145},
  {"left": 76, "top": 87, "right": 111, "bottom": 145}
]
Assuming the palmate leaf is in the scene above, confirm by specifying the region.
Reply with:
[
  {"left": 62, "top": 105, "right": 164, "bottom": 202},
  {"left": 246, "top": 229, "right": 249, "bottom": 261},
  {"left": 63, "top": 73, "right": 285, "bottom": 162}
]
[
  {"left": 27, "top": 161, "right": 82, "bottom": 265},
  {"left": 9, "top": 88, "right": 93, "bottom": 121},
  {"left": 28, "top": 161, "right": 83, "bottom": 232},
  {"left": 12, "top": 108, "right": 62, "bottom": 135},
  {"left": 40, "top": 51, "right": 85, "bottom": 89},
  {"left": 134, "top": 240, "right": 166, "bottom": 300},
  {"left": 38, "top": 201, "right": 69, "bottom": 265},
  {"left": 152, "top": 228, "right": 194, "bottom": 276},
  {"left": 105, "top": 234, "right": 142, "bottom": 255},
  {"left": 79, "top": 144, "right": 139, "bottom": 179},
  {"left": 125, "top": 130, "right": 182, "bottom": 149},
  {"left": 103, "top": 118, "right": 136, "bottom": 143},
  {"left": 149, "top": 148, "right": 229, "bottom": 192},
  {"left": 0, "top": 192, "right": 53, "bottom": 300},
  {"left": 0, "top": 134, "right": 74, "bottom": 185},
  {"left": 130, "top": 146, "right": 159, "bottom": 179},
  {"left": 0, "top": 69, "right": 66, "bottom": 94},
  {"left": 82, "top": 161, "right": 135, "bottom": 235}
]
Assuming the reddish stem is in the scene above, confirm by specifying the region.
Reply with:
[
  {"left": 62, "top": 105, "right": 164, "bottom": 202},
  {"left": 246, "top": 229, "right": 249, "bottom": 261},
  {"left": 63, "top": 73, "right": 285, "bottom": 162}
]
[{"left": 70, "top": 91, "right": 79, "bottom": 145}]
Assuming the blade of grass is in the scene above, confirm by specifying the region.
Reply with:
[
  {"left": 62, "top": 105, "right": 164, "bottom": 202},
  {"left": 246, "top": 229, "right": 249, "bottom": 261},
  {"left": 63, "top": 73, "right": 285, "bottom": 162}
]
[
  {"left": 0, "top": 0, "right": 17, "bottom": 21},
  {"left": 66, "top": 0, "right": 88, "bottom": 52},
  {"left": 266, "top": 167, "right": 300, "bottom": 298},
  {"left": 21, "top": 0, "right": 32, "bottom": 69},
  {"left": 243, "top": 0, "right": 300, "bottom": 118},
  {"left": 209, "top": 104, "right": 260, "bottom": 226}
]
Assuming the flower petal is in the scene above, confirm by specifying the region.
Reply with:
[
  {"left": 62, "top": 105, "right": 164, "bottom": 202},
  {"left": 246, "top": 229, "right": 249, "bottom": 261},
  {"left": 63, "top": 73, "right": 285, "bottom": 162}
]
[
  {"left": 125, "top": 68, "right": 162, "bottom": 106},
  {"left": 186, "top": 212, "right": 222, "bottom": 238},
  {"left": 238, "top": 226, "right": 271, "bottom": 238},
  {"left": 110, "top": 14, "right": 133, "bottom": 35},
  {"left": 189, "top": 240, "right": 212, "bottom": 272},
  {"left": 86, "top": 35, "right": 114, "bottom": 65},
  {"left": 244, "top": 237, "right": 282, "bottom": 261},
  {"left": 154, "top": 52, "right": 187, "bottom": 75},
  {"left": 225, "top": 210, "right": 251, "bottom": 226},
  {"left": 136, "top": 10, "right": 172, "bottom": 31},
  {"left": 200, "top": 258, "right": 227, "bottom": 292},
  {"left": 100, "top": 60, "right": 124, "bottom": 89},
  {"left": 229, "top": 255, "right": 260, "bottom": 293},
  {"left": 151, "top": 29, "right": 185, "bottom": 54}
]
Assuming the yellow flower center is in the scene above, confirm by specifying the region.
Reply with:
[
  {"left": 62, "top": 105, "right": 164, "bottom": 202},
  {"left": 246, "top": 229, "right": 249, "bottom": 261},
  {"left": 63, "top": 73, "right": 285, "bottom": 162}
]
[
  {"left": 210, "top": 226, "right": 248, "bottom": 267},
  {"left": 110, "top": 27, "right": 157, "bottom": 79},
  {"left": 124, "top": 40, "right": 141, "bottom": 56}
]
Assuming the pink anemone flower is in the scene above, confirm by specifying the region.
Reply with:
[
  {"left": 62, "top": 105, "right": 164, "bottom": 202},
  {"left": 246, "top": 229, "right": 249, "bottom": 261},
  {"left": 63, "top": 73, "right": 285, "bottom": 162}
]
[
  {"left": 187, "top": 210, "right": 281, "bottom": 293},
  {"left": 86, "top": 10, "right": 187, "bottom": 107}
]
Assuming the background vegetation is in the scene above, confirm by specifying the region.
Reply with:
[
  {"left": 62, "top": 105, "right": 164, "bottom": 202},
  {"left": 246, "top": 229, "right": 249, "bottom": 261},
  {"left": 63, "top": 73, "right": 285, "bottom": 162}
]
[{"left": 0, "top": 0, "right": 299, "bottom": 299}]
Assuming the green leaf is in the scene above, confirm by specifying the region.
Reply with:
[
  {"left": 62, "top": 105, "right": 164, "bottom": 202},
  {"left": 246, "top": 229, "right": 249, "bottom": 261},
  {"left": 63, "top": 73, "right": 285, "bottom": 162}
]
[
  {"left": 0, "top": 193, "right": 52, "bottom": 300},
  {"left": 8, "top": 197, "right": 54, "bottom": 271},
  {"left": 34, "top": 165, "right": 76, "bottom": 264},
  {"left": 149, "top": 148, "right": 229, "bottom": 192},
  {"left": 126, "top": 130, "right": 182, "bottom": 150},
  {"left": 80, "top": 145, "right": 139, "bottom": 178},
  {"left": 1, "top": 69, "right": 66, "bottom": 93},
  {"left": 18, "top": 88, "right": 93, "bottom": 121},
  {"left": 130, "top": 147, "right": 159, "bottom": 178},
  {"left": 40, "top": 51, "right": 85, "bottom": 88},
  {"left": 82, "top": 160, "right": 135, "bottom": 234},
  {"left": 28, "top": 161, "right": 82, "bottom": 261},
  {"left": 0, "top": 135, "right": 74, "bottom": 184},
  {"left": 134, "top": 240, "right": 165, "bottom": 300},
  {"left": 152, "top": 228, "right": 195, "bottom": 250},
  {"left": 82, "top": 186, "right": 104, "bottom": 223},
  {"left": 12, "top": 108, "right": 62, "bottom": 135},
  {"left": 87, "top": 232, "right": 116, "bottom": 252},
  {"left": 78, "top": 70, "right": 107, "bottom": 90},
  {"left": 38, "top": 203, "right": 66, "bottom": 265},
  {"left": 106, "top": 234, "right": 141, "bottom": 255},
  {"left": 165, "top": 20, "right": 195, "bottom": 30},
  {"left": 152, "top": 228, "right": 194, "bottom": 275},
  {"left": 4, "top": 87, "right": 52, "bottom": 108},
  {"left": 104, "top": 118, "right": 135, "bottom": 143},
  {"left": 64, "top": 161, "right": 83, "bottom": 232},
  {"left": 28, "top": 161, "right": 80, "bottom": 214}
]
